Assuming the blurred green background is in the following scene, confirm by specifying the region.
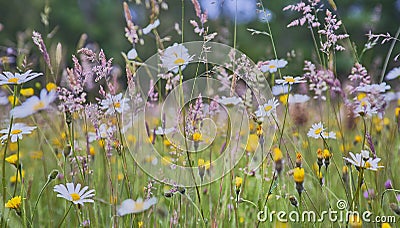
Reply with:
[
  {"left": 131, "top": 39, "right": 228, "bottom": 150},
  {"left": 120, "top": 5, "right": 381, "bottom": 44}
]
[{"left": 0, "top": 0, "right": 399, "bottom": 79}]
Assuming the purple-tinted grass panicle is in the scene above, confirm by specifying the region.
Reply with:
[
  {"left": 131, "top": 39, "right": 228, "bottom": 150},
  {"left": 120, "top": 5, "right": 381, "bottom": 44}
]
[{"left": 32, "top": 31, "right": 53, "bottom": 74}]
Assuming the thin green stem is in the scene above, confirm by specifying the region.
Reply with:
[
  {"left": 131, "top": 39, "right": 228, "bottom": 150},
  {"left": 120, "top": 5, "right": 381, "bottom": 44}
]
[
  {"left": 380, "top": 26, "right": 400, "bottom": 83},
  {"left": 57, "top": 203, "right": 73, "bottom": 228}
]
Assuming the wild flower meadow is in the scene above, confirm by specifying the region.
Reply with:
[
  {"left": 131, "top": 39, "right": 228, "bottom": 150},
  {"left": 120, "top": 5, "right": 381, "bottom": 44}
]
[{"left": 1, "top": 0, "right": 400, "bottom": 227}]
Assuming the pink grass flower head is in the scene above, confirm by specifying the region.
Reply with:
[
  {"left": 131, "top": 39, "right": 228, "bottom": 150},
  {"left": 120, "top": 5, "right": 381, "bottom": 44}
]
[{"left": 32, "top": 31, "right": 53, "bottom": 74}]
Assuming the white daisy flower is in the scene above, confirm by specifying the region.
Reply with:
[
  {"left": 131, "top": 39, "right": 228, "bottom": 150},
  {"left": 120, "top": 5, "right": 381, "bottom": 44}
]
[
  {"left": 343, "top": 151, "right": 383, "bottom": 171},
  {"left": 275, "top": 76, "right": 306, "bottom": 85},
  {"left": 155, "top": 126, "right": 175, "bottom": 135},
  {"left": 354, "top": 99, "right": 377, "bottom": 117},
  {"left": 271, "top": 84, "right": 291, "bottom": 96},
  {"left": 307, "top": 122, "right": 325, "bottom": 139},
  {"left": 10, "top": 89, "right": 57, "bottom": 119},
  {"left": 259, "top": 59, "right": 288, "bottom": 73},
  {"left": 98, "top": 123, "right": 115, "bottom": 139},
  {"left": 99, "top": 93, "right": 130, "bottom": 115},
  {"left": 88, "top": 132, "right": 97, "bottom": 143},
  {"left": 117, "top": 197, "right": 157, "bottom": 216},
  {"left": 142, "top": 19, "right": 160, "bottom": 35},
  {"left": 356, "top": 82, "right": 391, "bottom": 94},
  {"left": 0, "top": 123, "right": 36, "bottom": 143},
  {"left": 255, "top": 97, "right": 279, "bottom": 118},
  {"left": 344, "top": 152, "right": 365, "bottom": 168},
  {"left": 361, "top": 150, "right": 370, "bottom": 159},
  {"left": 385, "top": 67, "right": 400, "bottom": 80},
  {"left": 217, "top": 96, "right": 243, "bottom": 106},
  {"left": 53, "top": 183, "right": 95, "bottom": 205},
  {"left": 0, "top": 70, "right": 43, "bottom": 85},
  {"left": 383, "top": 91, "right": 400, "bottom": 103},
  {"left": 160, "top": 43, "right": 193, "bottom": 73},
  {"left": 288, "top": 94, "right": 310, "bottom": 104},
  {"left": 322, "top": 131, "right": 336, "bottom": 139}
]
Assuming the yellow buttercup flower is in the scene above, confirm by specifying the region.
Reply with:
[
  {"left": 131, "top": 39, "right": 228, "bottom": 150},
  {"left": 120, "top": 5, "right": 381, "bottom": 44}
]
[
  {"left": 235, "top": 177, "right": 243, "bottom": 189},
  {"left": 395, "top": 107, "right": 400, "bottom": 117},
  {"left": 239, "top": 217, "right": 245, "bottom": 223},
  {"left": 245, "top": 134, "right": 259, "bottom": 152},
  {"left": 349, "top": 214, "right": 362, "bottom": 228},
  {"left": 381, "top": 222, "right": 392, "bottom": 228},
  {"left": 323, "top": 149, "right": 331, "bottom": 159},
  {"left": 293, "top": 167, "right": 305, "bottom": 183},
  {"left": 342, "top": 165, "right": 348, "bottom": 174},
  {"left": 198, "top": 158, "right": 205, "bottom": 167},
  {"left": 89, "top": 146, "right": 95, "bottom": 156},
  {"left": 279, "top": 94, "right": 289, "bottom": 105},
  {"left": 20, "top": 88, "right": 34, "bottom": 97},
  {"left": 46, "top": 82, "right": 57, "bottom": 91},
  {"left": 204, "top": 160, "right": 211, "bottom": 170},
  {"left": 5, "top": 154, "right": 18, "bottom": 165},
  {"left": 8, "top": 95, "right": 18, "bottom": 105},
  {"left": 138, "top": 221, "right": 144, "bottom": 228},
  {"left": 5, "top": 196, "right": 22, "bottom": 210},
  {"left": 354, "top": 135, "right": 362, "bottom": 144},
  {"left": 192, "top": 132, "right": 202, "bottom": 142},
  {"left": 256, "top": 124, "right": 263, "bottom": 136},
  {"left": 273, "top": 147, "right": 283, "bottom": 162},
  {"left": 163, "top": 139, "right": 171, "bottom": 147}
]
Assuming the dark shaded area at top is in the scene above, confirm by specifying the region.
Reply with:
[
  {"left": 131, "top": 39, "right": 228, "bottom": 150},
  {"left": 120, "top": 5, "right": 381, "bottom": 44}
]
[{"left": 0, "top": 0, "right": 399, "bottom": 80}]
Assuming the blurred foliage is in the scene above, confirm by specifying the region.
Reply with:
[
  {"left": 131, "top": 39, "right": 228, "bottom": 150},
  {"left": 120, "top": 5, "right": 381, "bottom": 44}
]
[{"left": 0, "top": 0, "right": 399, "bottom": 80}]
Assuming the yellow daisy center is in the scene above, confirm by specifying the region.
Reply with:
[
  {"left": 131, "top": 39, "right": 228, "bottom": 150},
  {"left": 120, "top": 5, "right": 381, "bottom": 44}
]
[
  {"left": 357, "top": 93, "right": 367, "bottom": 101},
  {"left": 134, "top": 201, "right": 144, "bottom": 211},
  {"left": 361, "top": 101, "right": 367, "bottom": 107},
  {"left": 7, "top": 78, "right": 19, "bottom": 83},
  {"left": 33, "top": 101, "right": 45, "bottom": 111},
  {"left": 174, "top": 58, "right": 185, "bottom": 65},
  {"left": 11, "top": 129, "right": 22, "bottom": 135},
  {"left": 314, "top": 128, "right": 322, "bottom": 135},
  {"left": 365, "top": 161, "right": 371, "bottom": 169},
  {"left": 114, "top": 102, "right": 121, "bottom": 108},
  {"left": 285, "top": 77, "right": 295, "bottom": 83},
  {"left": 269, "top": 65, "right": 276, "bottom": 69},
  {"left": 70, "top": 193, "right": 81, "bottom": 201},
  {"left": 264, "top": 105, "right": 272, "bottom": 112}
]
